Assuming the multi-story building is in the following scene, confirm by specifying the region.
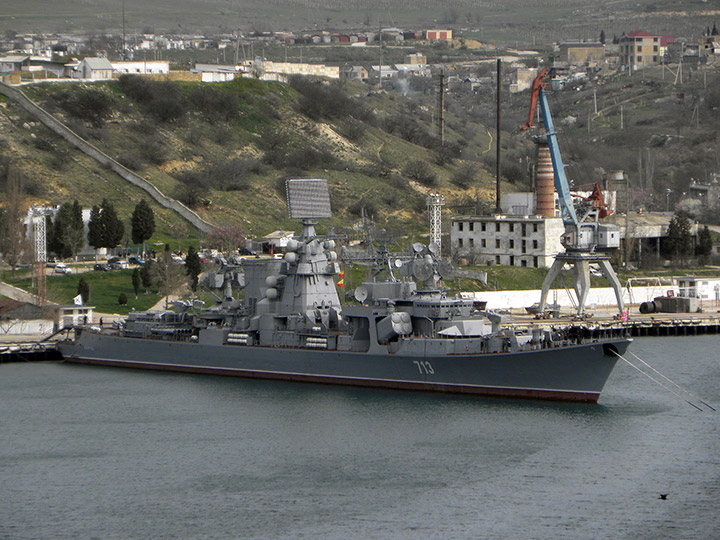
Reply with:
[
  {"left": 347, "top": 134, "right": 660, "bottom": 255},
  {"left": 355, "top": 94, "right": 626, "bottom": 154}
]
[
  {"left": 619, "top": 30, "right": 674, "bottom": 70},
  {"left": 450, "top": 215, "right": 564, "bottom": 268},
  {"left": 557, "top": 41, "right": 605, "bottom": 66}
]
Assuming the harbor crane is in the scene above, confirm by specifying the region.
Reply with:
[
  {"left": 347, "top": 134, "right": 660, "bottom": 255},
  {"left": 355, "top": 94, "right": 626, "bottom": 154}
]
[{"left": 522, "top": 69, "right": 625, "bottom": 316}]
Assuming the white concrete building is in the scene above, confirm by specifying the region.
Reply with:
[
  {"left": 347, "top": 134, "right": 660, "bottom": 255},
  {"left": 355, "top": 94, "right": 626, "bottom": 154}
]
[
  {"left": 450, "top": 215, "right": 565, "bottom": 268},
  {"left": 112, "top": 60, "right": 170, "bottom": 74}
]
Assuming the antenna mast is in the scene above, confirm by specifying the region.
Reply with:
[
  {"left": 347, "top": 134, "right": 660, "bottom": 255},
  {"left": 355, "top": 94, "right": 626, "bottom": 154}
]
[{"left": 427, "top": 193, "right": 445, "bottom": 253}]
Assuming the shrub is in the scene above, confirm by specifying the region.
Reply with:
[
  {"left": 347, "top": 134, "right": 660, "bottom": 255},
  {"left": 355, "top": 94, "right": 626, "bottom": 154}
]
[
  {"left": 403, "top": 160, "right": 437, "bottom": 186},
  {"left": 118, "top": 292, "right": 128, "bottom": 305},
  {"left": 57, "top": 88, "right": 115, "bottom": 127},
  {"left": 289, "top": 76, "right": 371, "bottom": 122},
  {"left": 118, "top": 75, "right": 186, "bottom": 123},
  {"left": 451, "top": 163, "right": 478, "bottom": 189},
  {"left": 188, "top": 86, "right": 239, "bottom": 121}
]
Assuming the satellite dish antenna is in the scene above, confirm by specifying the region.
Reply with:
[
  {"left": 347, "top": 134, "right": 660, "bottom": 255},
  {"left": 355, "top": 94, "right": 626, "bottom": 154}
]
[
  {"left": 412, "top": 242, "right": 425, "bottom": 253},
  {"left": 413, "top": 261, "right": 434, "bottom": 282},
  {"left": 354, "top": 286, "right": 368, "bottom": 303},
  {"left": 393, "top": 259, "right": 403, "bottom": 268},
  {"left": 428, "top": 242, "right": 440, "bottom": 256}
]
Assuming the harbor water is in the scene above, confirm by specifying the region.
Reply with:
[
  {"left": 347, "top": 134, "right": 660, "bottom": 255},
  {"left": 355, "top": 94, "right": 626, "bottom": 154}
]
[{"left": 1, "top": 336, "right": 719, "bottom": 539}]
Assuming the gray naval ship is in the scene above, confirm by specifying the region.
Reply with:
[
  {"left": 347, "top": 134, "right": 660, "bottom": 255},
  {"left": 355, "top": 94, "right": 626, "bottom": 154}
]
[{"left": 59, "top": 179, "right": 631, "bottom": 402}]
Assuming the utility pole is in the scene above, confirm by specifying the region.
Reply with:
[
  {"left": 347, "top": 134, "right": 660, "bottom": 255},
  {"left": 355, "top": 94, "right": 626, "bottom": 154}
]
[
  {"left": 438, "top": 68, "right": 445, "bottom": 145},
  {"left": 495, "top": 59, "right": 502, "bottom": 214},
  {"left": 593, "top": 89, "right": 598, "bottom": 114},
  {"left": 122, "top": 0, "right": 126, "bottom": 60}
]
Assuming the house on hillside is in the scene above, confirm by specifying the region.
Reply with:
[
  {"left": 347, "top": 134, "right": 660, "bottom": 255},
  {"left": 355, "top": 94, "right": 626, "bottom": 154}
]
[
  {"left": 619, "top": 30, "right": 674, "bottom": 70},
  {"left": 0, "top": 55, "right": 30, "bottom": 73},
  {"left": 557, "top": 41, "right": 605, "bottom": 66},
  {"left": 72, "top": 57, "right": 114, "bottom": 80},
  {"left": 342, "top": 65, "right": 369, "bottom": 81}
]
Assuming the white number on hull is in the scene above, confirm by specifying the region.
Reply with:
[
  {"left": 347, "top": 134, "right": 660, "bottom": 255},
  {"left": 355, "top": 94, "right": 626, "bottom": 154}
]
[{"left": 413, "top": 360, "right": 435, "bottom": 375}]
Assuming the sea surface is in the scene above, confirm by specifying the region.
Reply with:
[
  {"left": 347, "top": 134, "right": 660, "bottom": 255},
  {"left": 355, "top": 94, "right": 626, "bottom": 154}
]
[{"left": 1, "top": 336, "right": 719, "bottom": 540}]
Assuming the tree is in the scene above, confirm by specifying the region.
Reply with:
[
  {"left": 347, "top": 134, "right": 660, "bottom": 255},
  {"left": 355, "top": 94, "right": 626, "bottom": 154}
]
[
  {"left": 663, "top": 213, "right": 693, "bottom": 264},
  {"left": 77, "top": 277, "right": 90, "bottom": 304},
  {"left": 599, "top": 30, "right": 606, "bottom": 44},
  {"left": 696, "top": 225, "right": 712, "bottom": 262},
  {"left": 132, "top": 268, "right": 141, "bottom": 299},
  {"left": 130, "top": 199, "right": 155, "bottom": 253},
  {"left": 87, "top": 205, "right": 102, "bottom": 250},
  {"left": 49, "top": 201, "right": 84, "bottom": 259},
  {"left": 206, "top": 225, "right": 246, "bottom": 255},
  {"left": 140, "top": 260, "right": 154, "bottom": 293},
  {"left": 0, "top": 166, "right": 29, "bottom": 276},
  {"left": 152, "top": 244, "right": 188, "bottom": 308},
  {"left": 118, "top": 292, "right": 128, "bottom": 305},
  {"left": 185, "top": 246, "right": 202, "bottom": 291},
  {"left": 87, "top": 199, "right": 124, "bottom": 253}
]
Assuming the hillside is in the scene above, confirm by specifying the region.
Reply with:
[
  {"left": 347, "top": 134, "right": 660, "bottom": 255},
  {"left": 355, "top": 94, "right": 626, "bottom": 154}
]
[
  {"left": 1, "top": 0, "right": 718, "bottom": 48},
  {"left": 0, "top": 75, "right": 510, "bottom": 246}
]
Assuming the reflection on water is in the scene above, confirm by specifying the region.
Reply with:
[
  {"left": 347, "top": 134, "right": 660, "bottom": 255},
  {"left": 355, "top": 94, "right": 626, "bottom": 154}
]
[{"left": 1, "top": 336, "right": 719, "bottom": 539}]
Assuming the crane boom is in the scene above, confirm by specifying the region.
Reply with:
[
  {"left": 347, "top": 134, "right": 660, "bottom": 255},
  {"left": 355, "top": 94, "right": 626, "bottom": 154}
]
[{"left": 523, "top": 69, "right": 578, "bottom": 226}]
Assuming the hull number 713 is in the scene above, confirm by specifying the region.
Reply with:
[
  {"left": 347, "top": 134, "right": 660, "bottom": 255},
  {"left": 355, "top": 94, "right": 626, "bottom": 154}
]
[{"left": 413, "top": 360, "right": 435, "bottom": 375}]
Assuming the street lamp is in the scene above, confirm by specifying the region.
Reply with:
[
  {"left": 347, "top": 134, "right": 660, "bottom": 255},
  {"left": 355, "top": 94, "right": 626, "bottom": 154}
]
[{"left": 665, "top": 188, "right": 673, "bottom": 212}]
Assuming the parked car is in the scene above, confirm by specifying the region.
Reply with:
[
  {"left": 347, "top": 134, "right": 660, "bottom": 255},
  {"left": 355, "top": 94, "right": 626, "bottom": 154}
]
[
  {"left": 128, "top": 256, "right": 145, "bottom": 265},
  {"left": 94, "top": 263, "right": 111, "bottom": 271},
  {"left": 107, "top": 257, "right": 129, "bottom": 270},
  {"left": 54, "top": 263, "right": 72, "bottom": 274}
]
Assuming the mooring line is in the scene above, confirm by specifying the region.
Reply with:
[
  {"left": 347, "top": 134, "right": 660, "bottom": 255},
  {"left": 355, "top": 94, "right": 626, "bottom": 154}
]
[
  {"left": 627, "top": 350, "right": 716, "bottom": 412},
  {"left": 614, "top": 352, "right": 704, "bottom": 411}
]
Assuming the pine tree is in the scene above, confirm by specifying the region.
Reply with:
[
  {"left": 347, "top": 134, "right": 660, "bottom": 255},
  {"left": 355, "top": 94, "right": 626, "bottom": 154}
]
[
  {"left": 87, "top": 205, "right": 103, "bottom": 249},
  {"left": 599, "top": 30, "right": 606, "bottom": 44},
  {"left": 697, "top": 225, "right": 712, "bottom": 260},
  {"left": 77, "top": 276, "right": 90, "bottom": 304},
  {"left": 132, "top": 268, "right": 141, "bottom": 299},
  {"left": 140, "top": 260, "right": 154, "bottom": 293},
  {"left": 663, "top": 213, "right": 692, "bottom": 263},
  {"left": 99, "top": 199, "right": 124, "bottom": 249},
  {"left": 131, "top": 199, "right": 155, "bottom": 251},
  {"left": 713, "top": 22, "right": 719, "bottom": 36},
  {"left": 185, "top": 245, "right": 202, "bottom": 291}
]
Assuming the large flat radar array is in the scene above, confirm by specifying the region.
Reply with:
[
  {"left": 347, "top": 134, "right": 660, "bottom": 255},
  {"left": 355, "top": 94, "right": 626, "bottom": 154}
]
[{"left": 286, "top": 179, "right": 332, "bottom": 219}]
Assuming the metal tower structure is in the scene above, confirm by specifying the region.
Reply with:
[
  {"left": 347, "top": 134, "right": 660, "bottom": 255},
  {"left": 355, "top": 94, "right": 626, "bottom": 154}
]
[
  {"left": 32, "top": 213, "right": 47, "bottom": 306},
  {"left": 427, "top": 193, "right": 445, "bottom": 253}
]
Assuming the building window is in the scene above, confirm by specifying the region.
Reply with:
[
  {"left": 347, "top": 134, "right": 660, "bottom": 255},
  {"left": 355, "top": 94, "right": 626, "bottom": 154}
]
[
  {"left": 533, "top": 256, "right": 538, "bottom": 268},
  {"left": 533, "top": 239, "right": 538, "bottom": 249},
  {"left": 509, "top": 239, "right": 514, "bottom": 249},
  {"left": 522, "top": 224, "right": 527, "bottom": 236},
  {"left": 653, "top": 56, "right": 657, "bottom": 62},
  {"left": 533, "top": 223, "right": 538, "bottom": 233},
  {"left": 521, "top": 259, "right": 527, "bottom": 267},
  {"left": 458, "top": 222, "right": 463, "bottom": 232},
  {"left": 469, "top": 238, "right": 474, "bottom": 247},
  {"left": 458, "top": 238, "right": 463, "bottom": 247},
  {"left": 496, "top": 223, "right": 500, "bottom": 232},
  {"left": 495, "top": 255, "right": 500, "bottom": 265},
  {"left": 469, "top": 222, "right": 474, "bottom": 232},
  {"left": 509, "top": 223, "right": 514, "bottom": 232},
  {"left": 653, "top": 45, "right": 658, "bottom": 52},
  {"left": 495, "top": 239, "right": 500, "bottom": 249},
  {"left": 637, "top": 46, "right": 642, "bottom": 52},
  {"left": 481, "top": 239, "right": 486, "bottom": 248},
  {"left": 509, "top": 256, "right": 515, "bottom": 266},
  {"left": 522, "top": 240, "right": 527, "bottom": 253},
  {"left": 481, "top": 223, "right": 486, "bottom": 232},
  {"left": 637, "top": 56, "right": 642, "bottom": 62}
]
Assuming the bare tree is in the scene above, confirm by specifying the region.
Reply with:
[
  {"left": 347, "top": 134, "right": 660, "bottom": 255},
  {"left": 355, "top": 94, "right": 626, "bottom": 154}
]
[
  {"left": 0, "top": 166, "right": 29, "bottom": 276},
  {"left": 152, "top": 245, "right": 189, "bottom": 308}
]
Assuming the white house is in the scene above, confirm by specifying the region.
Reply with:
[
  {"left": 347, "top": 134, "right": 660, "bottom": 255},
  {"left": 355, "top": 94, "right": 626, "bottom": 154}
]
[{"left": 72, "top": 57, "right": 114, "bottom": 80}]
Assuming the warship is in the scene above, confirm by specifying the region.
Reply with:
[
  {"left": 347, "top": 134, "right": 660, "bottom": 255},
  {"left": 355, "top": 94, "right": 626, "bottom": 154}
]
[{"left": 59, "top": 179, "right": 631, "bottom": 402}]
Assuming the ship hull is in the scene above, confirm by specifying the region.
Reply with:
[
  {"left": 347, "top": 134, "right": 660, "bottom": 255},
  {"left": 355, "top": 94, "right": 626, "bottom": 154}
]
[{"left": 59, "top": 331, "right": 631, "bottom": 402}]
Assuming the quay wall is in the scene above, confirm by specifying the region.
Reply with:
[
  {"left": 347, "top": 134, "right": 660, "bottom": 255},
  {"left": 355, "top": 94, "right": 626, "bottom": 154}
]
[{"left": 470, "top": 285, "right": 688, "bottom": 311}]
